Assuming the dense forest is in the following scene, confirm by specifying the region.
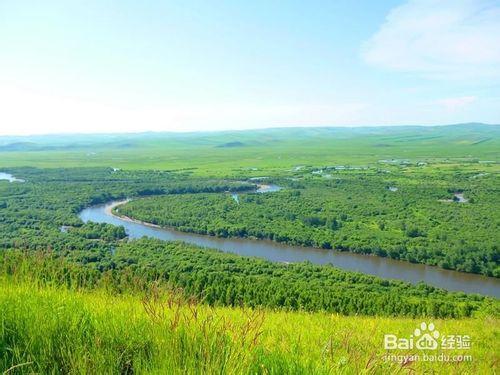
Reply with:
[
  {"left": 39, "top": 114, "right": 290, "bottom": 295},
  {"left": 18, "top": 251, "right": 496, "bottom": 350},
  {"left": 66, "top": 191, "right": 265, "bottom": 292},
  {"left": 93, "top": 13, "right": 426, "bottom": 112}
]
[
  {"left": 119, "top": 171, "right": 500, "bottom": 276},
  {"left": 0, "top": 167, "right": 252, "bottom": 249},
  {"left": 0, "top": 167, "right": 497, "bottom": 318},
  {"left": 0, "top": 244, "right": 494, "bottom": 318}
]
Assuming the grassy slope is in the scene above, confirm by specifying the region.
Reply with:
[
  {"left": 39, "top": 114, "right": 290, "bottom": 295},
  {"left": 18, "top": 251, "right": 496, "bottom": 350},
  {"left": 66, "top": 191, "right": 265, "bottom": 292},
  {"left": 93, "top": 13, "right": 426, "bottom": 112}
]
[{"left": 1, "top": 279, "right": 497, "bottom": 374}]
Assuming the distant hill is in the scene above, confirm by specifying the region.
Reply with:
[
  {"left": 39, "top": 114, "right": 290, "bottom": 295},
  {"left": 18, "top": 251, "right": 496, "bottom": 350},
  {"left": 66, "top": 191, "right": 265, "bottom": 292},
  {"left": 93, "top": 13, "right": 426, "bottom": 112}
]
[
  {"left": 0, "top": 142, "right": 39, "bottom": 151},
  {"left": 1, "top": 123, "right": 498, "bottom": 152},
  {"left": 216, "top": 141, "right": 245, "bottom": 148}
]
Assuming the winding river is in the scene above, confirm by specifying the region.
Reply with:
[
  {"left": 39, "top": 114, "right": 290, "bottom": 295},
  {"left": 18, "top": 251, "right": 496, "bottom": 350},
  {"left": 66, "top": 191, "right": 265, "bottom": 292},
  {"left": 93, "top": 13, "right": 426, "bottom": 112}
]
[
  {"left": 3, "top": 170, "right": 498, "bottom": 296},
  {"left": 79, "top": 198, "right": 500, "bottom": 298}
]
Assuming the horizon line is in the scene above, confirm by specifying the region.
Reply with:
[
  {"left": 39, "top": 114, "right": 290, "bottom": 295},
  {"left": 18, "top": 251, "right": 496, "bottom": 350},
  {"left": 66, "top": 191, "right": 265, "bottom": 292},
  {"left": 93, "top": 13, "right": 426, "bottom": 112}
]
[{"left": 0, "top": 122, "right": 498, "bottom": 138}]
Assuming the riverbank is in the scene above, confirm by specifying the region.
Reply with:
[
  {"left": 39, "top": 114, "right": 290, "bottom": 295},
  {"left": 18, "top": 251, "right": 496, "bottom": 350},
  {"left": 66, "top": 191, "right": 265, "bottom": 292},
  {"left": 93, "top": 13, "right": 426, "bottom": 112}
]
[
  {"left": 105, "top": 199, "right": 163, "bottom": 229},
  {"left": 80, "top": 200, "right": 500, "bottom": 297}
]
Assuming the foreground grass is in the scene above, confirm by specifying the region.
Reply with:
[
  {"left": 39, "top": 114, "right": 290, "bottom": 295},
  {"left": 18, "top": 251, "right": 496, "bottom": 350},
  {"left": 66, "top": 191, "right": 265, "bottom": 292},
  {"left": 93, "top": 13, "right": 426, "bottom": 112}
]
[{"left": 1, "top": 278, "right": 498, "bottom": 374}]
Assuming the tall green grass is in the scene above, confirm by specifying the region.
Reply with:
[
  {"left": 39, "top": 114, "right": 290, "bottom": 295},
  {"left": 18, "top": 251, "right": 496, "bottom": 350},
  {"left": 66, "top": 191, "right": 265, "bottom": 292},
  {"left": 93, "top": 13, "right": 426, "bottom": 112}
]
[
  {"left": 1, "top": 283, "right": 312, "bottom": 374},
  {"left": 1, "top": 251, "right": 498, "bottom": 374},
  {"left": 0, "top": 251, "right": 326, "bottom": 373}
]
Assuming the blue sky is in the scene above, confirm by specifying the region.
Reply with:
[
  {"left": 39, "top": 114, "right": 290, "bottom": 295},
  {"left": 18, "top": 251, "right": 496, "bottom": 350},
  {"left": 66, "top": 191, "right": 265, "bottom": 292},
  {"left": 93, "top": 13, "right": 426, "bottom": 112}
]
[{"left": 0, "top": 0, "right": 499, "bottom": 135}]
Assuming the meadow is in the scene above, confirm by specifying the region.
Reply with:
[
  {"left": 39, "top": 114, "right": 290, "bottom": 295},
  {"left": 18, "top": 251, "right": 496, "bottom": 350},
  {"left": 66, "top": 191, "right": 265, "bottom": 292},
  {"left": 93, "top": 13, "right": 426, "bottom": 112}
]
[{"left": 0, "top": 125, "right": 498, "bottom": 175}]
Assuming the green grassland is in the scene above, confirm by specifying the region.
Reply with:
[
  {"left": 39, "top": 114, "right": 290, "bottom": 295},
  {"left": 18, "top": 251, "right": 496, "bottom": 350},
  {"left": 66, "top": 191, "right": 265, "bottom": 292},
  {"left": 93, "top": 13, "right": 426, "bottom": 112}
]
[
  {"left": 0, "top": 125, "right": 498, "bottom": 175},
  {"left": 1, "top": 251, "right": 498, "bottom": 374}
]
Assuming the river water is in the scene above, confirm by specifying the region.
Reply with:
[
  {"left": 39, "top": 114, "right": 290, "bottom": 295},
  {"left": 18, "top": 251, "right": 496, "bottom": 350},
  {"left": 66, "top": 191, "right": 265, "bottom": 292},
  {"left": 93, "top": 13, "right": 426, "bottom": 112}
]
[
  {"left": 0, "top": 172, "right": 24, "bottom": 182},
  {"left": 79, "top": 200, "right": 500, "bottom": 298}
]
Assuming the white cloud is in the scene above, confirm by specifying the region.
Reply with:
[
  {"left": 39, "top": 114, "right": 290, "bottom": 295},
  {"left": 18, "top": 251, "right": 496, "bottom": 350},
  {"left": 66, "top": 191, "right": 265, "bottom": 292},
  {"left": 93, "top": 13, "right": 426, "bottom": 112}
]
[
  {"left": 362, "top": 0, "right": 500, "bottom": 80},
  {"left": 437, "top": 95, "right": 476, "bottom": 111}
]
